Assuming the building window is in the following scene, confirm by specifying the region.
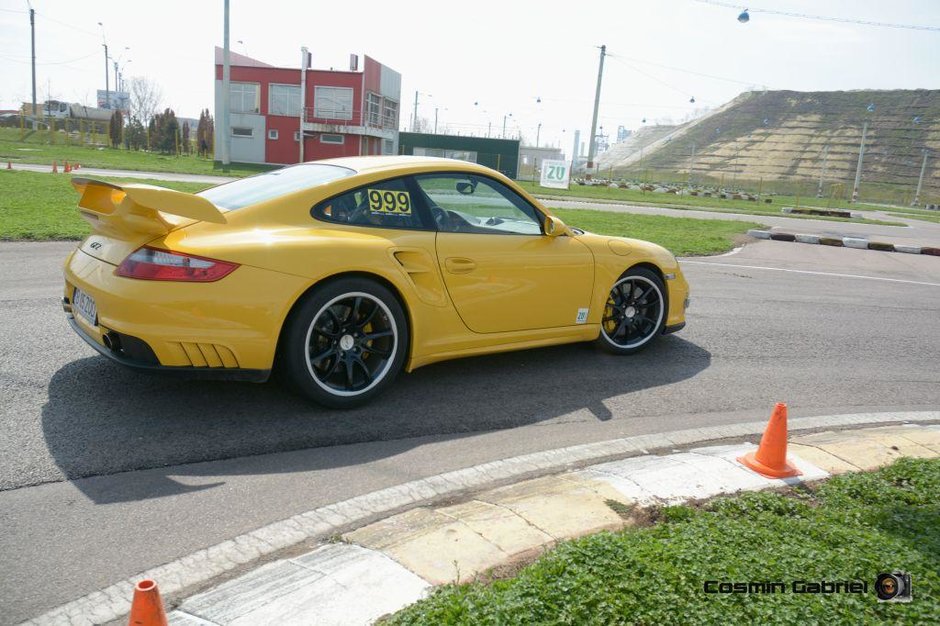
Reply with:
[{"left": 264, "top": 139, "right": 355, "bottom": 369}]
[
  {"left": 320, "top": 134, "right": 344, "bottom": 145},
  {"left": 382, "top": 99, "right": 398, "bottom": 129},
  {"left": 314, "top": 86, "right": 353, "bottom": 121},
  {"left": 232, "top": 127, "right": 253, "bottom": 137},
  {"left": 294, "top": 131, "right": 301, "bottom": 142},
  {"left": 366, "top": 92, "right": 381, "bottom": 127},
  {"left": 230, "top": 82, "right": 259, "bottom": 113},
  {"left": 383, "top": 139, "right": 394, "bottom": 155},
  {"left": 268, "top": 129, "right": 279, "bottom": 140},
  {"left": 269, "top": 84, "right": 301, "bottom": 117}
]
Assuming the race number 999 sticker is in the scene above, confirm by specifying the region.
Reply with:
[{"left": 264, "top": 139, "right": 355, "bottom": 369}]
[{"left": 368, "top": 189, "right": 412, "bottom": 215}]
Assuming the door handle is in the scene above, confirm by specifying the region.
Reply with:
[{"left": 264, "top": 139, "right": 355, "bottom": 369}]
[{"left": 445, "top": 257, "right": 477, "bottom": 274}]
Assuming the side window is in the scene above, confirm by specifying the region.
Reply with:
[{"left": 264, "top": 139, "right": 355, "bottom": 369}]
[
  {"left": 312, "top": 177, "right": 428, "bottom": 231},
  {"left": 414, "top": 174, "right": 543, "bottom": 235}
]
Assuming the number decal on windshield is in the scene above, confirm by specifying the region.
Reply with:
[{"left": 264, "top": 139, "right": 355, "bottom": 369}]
[{"left": 368, "top": 189, "right": 412, "bottom": 215}]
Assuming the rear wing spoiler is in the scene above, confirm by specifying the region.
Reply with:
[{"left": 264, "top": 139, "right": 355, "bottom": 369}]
[{"left": 71, "top": 177, "right": 226, "bottom": 237}]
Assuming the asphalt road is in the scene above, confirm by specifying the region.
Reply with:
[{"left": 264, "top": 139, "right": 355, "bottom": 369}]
[{"left": 1, "top": 240, "right": 939, "bottom": 623}]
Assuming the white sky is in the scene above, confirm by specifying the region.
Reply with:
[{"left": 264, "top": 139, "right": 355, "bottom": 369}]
[{"left": 1, "top": 0, "right": 938, "bottom": 153}]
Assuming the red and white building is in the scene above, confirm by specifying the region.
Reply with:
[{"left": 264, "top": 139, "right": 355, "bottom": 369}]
[{"left": 213, "top": 48, "right": 401, "bottom": 165}]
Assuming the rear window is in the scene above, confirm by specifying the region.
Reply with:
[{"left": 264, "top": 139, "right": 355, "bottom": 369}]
[{"left": 198, "top": 163, "right": 356, "bottom": 211}]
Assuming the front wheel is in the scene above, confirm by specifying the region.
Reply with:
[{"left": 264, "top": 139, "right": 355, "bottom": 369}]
[
  {"left": 596, "top": 267, "right": 667, "bottom": 354},
  {"left": 281, "top": 278, "right": 408, "bottom": 408}
]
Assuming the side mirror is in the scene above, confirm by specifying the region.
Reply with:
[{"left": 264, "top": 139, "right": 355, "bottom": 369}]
[
  {"left": 543, "top": 214, "right": 569, "bottom": 237},
  {"left": 455, "top": 180, "right": 477, "bottom": 195}
]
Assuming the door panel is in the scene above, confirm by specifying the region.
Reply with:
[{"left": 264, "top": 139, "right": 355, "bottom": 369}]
[{"left": 436, "top": 233, "right": 595, "bottom": 333}]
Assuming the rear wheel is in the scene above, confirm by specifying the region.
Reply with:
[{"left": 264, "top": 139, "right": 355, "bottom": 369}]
[
  {"left": 597, "top": 267, "right": 666, "bottom": 354},
  {"left": 282, "top": 278, "right": 408, "bottom": 408}
]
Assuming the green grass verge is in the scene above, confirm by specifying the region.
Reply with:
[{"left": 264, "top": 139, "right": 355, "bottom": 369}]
[
  {"left": 553, "top": 208, "right": 761, "bottom": 256},
  {"left": 385, "top": 457, "right": 939, "bottom": 625},
  {"left": 2, "top": 170, "right": 758, "bottom": 255},
  {"left": 518, "top": 182, "right": 906, "bottom": 227},
  {"left": 0, "top": 128, "right": 269, "bottom": 177},
  {"left": 0, "top": 170, "right": 209, "bottom": 240}
]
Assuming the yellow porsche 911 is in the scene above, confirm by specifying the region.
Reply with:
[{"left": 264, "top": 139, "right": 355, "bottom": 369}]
[{"left": 63, "top": 156, "right": 689, "bottom": 407}]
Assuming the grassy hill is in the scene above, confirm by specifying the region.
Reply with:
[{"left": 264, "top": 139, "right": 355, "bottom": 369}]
[{"left": 604, "top": 89, "right": 940, "bottom": 205}]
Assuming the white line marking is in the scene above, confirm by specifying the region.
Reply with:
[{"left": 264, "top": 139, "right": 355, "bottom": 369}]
[{"left": 681, "top": 261, "right": 940, "bottom": 287}]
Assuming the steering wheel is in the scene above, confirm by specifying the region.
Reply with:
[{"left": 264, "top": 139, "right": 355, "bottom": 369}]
[{"left": 430, "top": 205, "right": 458, "bottom": 232}]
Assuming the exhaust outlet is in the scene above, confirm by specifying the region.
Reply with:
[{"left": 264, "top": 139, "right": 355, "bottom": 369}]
[{"left": 103, "top": 332, "right": 122, "bottom": 353}]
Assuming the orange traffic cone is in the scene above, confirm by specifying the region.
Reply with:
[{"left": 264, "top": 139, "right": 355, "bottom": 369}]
[
  {"left": 64, "top": 161, "right": 71, "bottom": 173},
  {"left": 738, "top": 403, "right": 802, "bottom": 478},
  {"left": 127, "top": 579, "right": 168, "bottom": 626},
  {"left": 52, "top": 160, "right": 58, "bottom": 173}
]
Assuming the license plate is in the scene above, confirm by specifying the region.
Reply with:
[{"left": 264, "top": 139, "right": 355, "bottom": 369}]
[{"left": 72, "top": 288, "right": 98, "bottom": 327}]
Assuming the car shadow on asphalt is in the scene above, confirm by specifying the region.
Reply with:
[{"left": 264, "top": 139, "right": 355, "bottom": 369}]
[{"left": 42, "top": 335, "right": 711, "bottom": 504}]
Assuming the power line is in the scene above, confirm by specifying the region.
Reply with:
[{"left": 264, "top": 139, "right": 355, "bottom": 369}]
[{"left": 694, "top": 0, "right": 940, "bottom": 32}]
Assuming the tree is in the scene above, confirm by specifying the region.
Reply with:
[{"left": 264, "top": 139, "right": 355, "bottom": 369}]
[
  {"left": 125, "top": 117, "right": 146, "bottom": 150},
  {"left": 128, "top": 77, "right": 163, "bottom": 127},
  {"left": 196, "top": 108, "right": 214, "bottom": 158},
  {"left": 181, "top": 121, "right": 191, "bottom": 154},
  {"left": 108, "top": 109, "right": 123, "bottom": 148},
  {"left": 150, "top": 108, "right": 180, "bottom": 154}
]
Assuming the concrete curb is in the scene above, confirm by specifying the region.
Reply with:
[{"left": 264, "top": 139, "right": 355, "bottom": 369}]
[
  {"left": 26, "top": 411, "right": 940, "bottom": 625},
  {"left": 747, "top": 229, "right": 936, "bottom": 256}
]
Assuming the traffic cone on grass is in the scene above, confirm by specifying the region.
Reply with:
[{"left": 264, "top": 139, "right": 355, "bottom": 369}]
[
  {"left": 64, "top": 161, "right": 71, "bottom": 173},
  {"left": 738, "top": 403, "right": 802, "bottom": 478},
  {"left": 127, "top": 579, "right": 168, "bottom": 626},
  {"left": 51, "top": 160, "right": 58, "bottom": 173}
]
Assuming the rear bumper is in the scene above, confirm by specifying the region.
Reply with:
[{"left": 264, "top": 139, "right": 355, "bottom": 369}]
[
  {"left": 67, "top": 312, "right": 270, "bottom": 382},
  {"left": 63, "top": 247, "right": 310, "bottom": 373}
]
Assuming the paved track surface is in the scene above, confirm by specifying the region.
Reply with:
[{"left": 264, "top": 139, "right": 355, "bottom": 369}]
[{"left": 1, "top": 240, "right": 938, "bottom": 622}]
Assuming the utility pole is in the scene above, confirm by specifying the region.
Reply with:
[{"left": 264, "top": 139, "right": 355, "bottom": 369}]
[
  {"left": 572, "top": 129, "right": 580, "bottom": 166},
  {"left": 29, "top": 5, "right": 37, "bottom": 128},
  {"left": 536, "top": 122, "right": 541, "bottom": 148},
  {"left": 221, "top": 0, "right": 231, "bottom": 166},
  {"left": 688, "top": 142, "right": 696, "bottom": 186},
  {"left": 851, "top": 120, "right": 869, "bottom": 203},
  {"left": 413, "top": 91, "right": 420, "bottom": 132},
  {"left": 299, "top": 46, "right": 309, "bottom": 163},
  {"left": 434, "top": 107, "right": 438, "bottom": 134},
  {"left": 502, "top": 114, "right": 509, "bottom": 139},
  {"left": 817, "top": 145, "right": 829, "bottom": 198},
  {"left": 912, "top": 149, "right": 929, "bottom": 207},
  {"left": 102, "top": 43, "right": 109, "bottom": 108},
  {"left": 586, "top": 44, "right": 606, "bottom": 180}
]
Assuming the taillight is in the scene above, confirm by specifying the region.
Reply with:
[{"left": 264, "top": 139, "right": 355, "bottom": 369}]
[{"left": 116, "top": 246, "right": 239, "bottom": 282}]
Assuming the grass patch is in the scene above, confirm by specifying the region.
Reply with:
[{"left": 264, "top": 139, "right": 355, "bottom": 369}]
[
  {"left": 0, "top": 170, "right": 209, "bottom": 240},
  {"left": 553, "top": 207, "right": 762, "bottom": 256},
  {"left": 0, "top": 128, "right": 268, "bottom": 178},
  {"left": 2, "top": 170, "right": 759, "bottom": 255},
  {"left": 385, "top": 457, "right": 940, "bottom": 625},
  {"left": 519, "top": 182, "right": 906, "bottom": 227}
]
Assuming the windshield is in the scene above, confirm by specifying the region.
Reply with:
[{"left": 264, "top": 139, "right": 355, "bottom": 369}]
[{"left": 198, "top": 163, "right": 356, "bottom": 211}]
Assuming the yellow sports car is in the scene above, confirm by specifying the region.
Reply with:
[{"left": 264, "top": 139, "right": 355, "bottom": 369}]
[{"left": 63, "top": 156, "right": 689, "bottom": 407}]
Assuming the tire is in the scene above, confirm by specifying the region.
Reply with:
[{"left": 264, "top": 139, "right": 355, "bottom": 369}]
[
  {"left": 596, "top": 267, "right": 667, "bottom": 355},
  {"left": 281, "top": 277, "right": 408, "bottom": 408}
]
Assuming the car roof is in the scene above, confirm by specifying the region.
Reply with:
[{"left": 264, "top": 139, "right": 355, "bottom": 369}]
[{"left": 310, "top": 155, "right": 494, "bottom": 177}]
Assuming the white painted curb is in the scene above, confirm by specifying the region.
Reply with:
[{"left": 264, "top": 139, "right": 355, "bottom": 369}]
[
  {"left": 894, "top": 244, "right": 923, "bottom": 254},
  {"left": 747, "top": 229, "right": 772, "bottom": 239},
  {"left": 794, "top": 234, "right": 820, "bottom": 244},
  {"left": 843, "top": 237, "right": 870, "bottom": 249}
]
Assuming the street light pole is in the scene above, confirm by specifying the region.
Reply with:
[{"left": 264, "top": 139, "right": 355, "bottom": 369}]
[
  {"left": 912, "top": 149, "right": 929, "bottom": 207},
  {"left": 817, "top": 145, "right": 829, "bottom": 198},
  {"left": 851, "top": 121, "right": 868, "bottom": 203},
  {"left": 586, "top": 44, "right": 606, "bottom": 179},
  {"left": 29, "top": 6, "right": 37, "bottom": 127},
  {"left": 536, "top": 122, "right": 541, "bottom": 148},
  {"left": 221, "top": 0, "right": 231, "bottom": 166}
]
